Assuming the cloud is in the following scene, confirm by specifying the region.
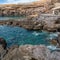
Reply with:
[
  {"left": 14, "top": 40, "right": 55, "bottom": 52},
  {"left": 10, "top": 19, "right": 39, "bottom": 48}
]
[{"left": 5, "top": 0, "right": 38, "bottom": 4}]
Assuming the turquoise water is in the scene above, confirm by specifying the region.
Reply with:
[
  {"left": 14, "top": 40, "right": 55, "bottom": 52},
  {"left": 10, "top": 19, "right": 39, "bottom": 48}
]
[
  {"left": 0, "top": 25, "right": 53, "bottom": 47},
  {"left": 0, "top": 16, "right": 24, "bottom": 20}
]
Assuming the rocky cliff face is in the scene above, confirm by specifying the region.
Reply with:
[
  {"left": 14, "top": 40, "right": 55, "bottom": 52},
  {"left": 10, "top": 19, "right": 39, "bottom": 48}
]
[
  {"left": 0, "top": 0, "right": 60, "bottom": 31},
  {"left": 0, "top": 0, "right": 59, "bottom": 17},
  {"left": 0, "top": 14, "right": 60, "bottom": 32},
  {"left": 0, "top": 5, "right": 46, "bottom": 17},
  {"left": 0, "top": 0, "right": 56, "bottom": 17}
]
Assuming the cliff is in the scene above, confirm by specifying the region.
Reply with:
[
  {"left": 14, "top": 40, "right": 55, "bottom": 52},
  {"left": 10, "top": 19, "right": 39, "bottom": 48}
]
[
  {"left": 0, "top": 0, "right": 60, "bottom": 31},
  {"left": 0, "top": 0, "right": 56, "bottom": 17}
]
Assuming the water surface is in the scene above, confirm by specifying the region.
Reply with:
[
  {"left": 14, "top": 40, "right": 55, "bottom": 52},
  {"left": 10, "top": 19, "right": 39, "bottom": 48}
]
[
  {"left": 0, "top": 16, "right": 24, "bottom": 20},
  {"left": 0, "top": 25, "right": 52, "bottom": 47},
  {"left": 0, "top": 17, "right": 58, "bottom": 47}
]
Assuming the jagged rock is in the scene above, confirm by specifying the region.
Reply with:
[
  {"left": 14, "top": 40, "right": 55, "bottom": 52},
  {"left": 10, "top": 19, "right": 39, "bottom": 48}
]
[
  {"left": 50, "top": 51, "right": 60, "bottom": 60},
  {"left": 0, "top": 0, "right": 55, "bottom": 17},
  {"left": 0, "top": 45, "right": 7, "bottom": 60},
  {"left": 1, "top": 45, "right": 60, "bottom": 60}
]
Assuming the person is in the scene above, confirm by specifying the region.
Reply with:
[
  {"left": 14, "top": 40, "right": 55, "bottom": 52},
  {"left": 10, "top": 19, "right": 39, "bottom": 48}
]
[{"left": 0, "top": 38, "right": 7, "bottom": 50}]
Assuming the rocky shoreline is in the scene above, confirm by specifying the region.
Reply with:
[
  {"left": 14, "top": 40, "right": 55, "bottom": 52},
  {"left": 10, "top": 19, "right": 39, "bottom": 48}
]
[
  {"left": 0, "top": 0, "right": 53, "bottom": 17},
  {"left": 0, "top": 0, "right": 60, "bottom": 32},
  {"left": 0, "top": 33, "right": 60, "bottom": 60},
  {"left": 0, "top": 45, "right": 60, "bottom": 60},
  {"left": 0, "top": 0, "right": 60, "bottom": 60},
  {"left": 0, "top": 14, "right": 60, "bottom": 32}
]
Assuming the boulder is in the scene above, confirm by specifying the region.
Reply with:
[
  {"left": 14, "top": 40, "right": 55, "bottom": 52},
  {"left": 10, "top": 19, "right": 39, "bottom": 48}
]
[{"left": 1, "top": 45, "right": 60, "bottom": 60}]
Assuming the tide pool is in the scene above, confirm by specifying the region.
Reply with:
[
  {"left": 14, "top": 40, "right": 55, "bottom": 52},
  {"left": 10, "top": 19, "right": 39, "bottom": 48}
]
[{"left": 0, "top": 25, "right": 58, "bottom": 47}]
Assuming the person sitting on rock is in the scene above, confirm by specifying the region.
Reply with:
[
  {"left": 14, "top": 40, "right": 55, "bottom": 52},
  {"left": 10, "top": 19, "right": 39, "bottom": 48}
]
[{"left": 0, "top": 38, "right": 7, "bottom": 50}]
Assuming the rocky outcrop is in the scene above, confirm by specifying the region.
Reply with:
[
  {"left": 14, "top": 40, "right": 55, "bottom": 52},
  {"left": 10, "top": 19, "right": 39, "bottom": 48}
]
[
  {"left": 13, "top": 16, "right": 60, "bottom": 32},
  {"left": 0, "top": 3, "right": 46, "bottom": 17},
  {"left": 0, "top": 1, "right": 60, "bottom": 32},
  {"left": 0, "top": 45, "right": 7, "bottom": 60},
  {"left": 0, "top": 0, "right": 57, "bottom": 17},
  {"left": 0, "top": 15, "right": 44, "bottom": 30},
  {"left": 0, "top": 45, "right": 59, "bottom": 60},
  {"left": 0, "top": 14, "right": 60, "bottom": 32}
]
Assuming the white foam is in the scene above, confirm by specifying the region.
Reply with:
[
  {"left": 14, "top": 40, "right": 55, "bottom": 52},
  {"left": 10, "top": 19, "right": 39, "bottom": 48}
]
[
  {"left": 47, "top": 45, "right": 60, "bottom": 51},
  {"left": 47, "top": 45, "right": 56, "bottom": 50},
  {"left": 48, "top": 33, "right": 58, "bottom": 40},
  {"left": 0, "top": 26, "right": 5, "bottom": 29},
  {"left": 32, "top": 31, "right": 40, "bottom": 36},
  {"left": 49, "top": 33, "right": 58, "bottom": 37}
]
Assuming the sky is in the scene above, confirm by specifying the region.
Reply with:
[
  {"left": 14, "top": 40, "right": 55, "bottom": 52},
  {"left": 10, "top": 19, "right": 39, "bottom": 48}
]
[{"left": 0, "top": 0, "right": 39, "bottom": 4}]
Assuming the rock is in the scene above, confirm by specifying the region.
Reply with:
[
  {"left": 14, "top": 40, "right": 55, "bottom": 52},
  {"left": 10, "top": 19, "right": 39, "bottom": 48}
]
[
  {"left": 33, "top": 24, "right": 43, "bottom": 30},
  {"left": 32, "top": 45, "right": 51, "bottom": 60},
  {"left": 50, "top": 39, "right": 58, "bottom": 46},
  {"left": 0, "top": 3, "right": 47, "bottom": 17},
  {"left": 0, "top": 45, "right": 7, "bottom": 60},
  {"left": 0, "top": 38, "right": 7, "bottom": 50},
  {"left": 0, "top": 2, "right": 60, "bottom": 32},
  {"left": 50, "top": 51, "right": 60, "bottom": 60},
  {"left": 57, "top": 33, "right": 60, "bottom": 46},
  {"left": 0, "top": 45, "right": 60, "bottom": 60},
  {"left": 0, "top": 14, "right": 60, "bottom": 32}
]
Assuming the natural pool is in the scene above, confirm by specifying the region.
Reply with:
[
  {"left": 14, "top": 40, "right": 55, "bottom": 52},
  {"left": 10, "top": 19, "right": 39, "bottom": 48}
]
[
  {"left": 0, "top": 16, "right": 24, "bottom": 20},
  {"left": 0, "top": 25, "right": 58, "bottom": 47}
]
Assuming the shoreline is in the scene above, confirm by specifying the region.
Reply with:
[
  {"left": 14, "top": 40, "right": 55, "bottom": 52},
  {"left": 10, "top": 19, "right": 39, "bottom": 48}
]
[
  {"left": 0, "top": 15, "right": 60, "bottom": 32},
  {"left": 0, "top": 44, "right": 60, "bottom": 60}
]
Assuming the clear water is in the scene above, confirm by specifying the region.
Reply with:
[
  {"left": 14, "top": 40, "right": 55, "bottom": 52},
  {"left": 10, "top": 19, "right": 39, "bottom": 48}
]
[
  {"left": 0, "top": 16, "right": 24, "bottom": 20},
  {"left": 0, "top": 25, "right": 54, "bottom": 47},
  {"left": 0, "top": 16, "right": 58, "bottom": 47}
]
